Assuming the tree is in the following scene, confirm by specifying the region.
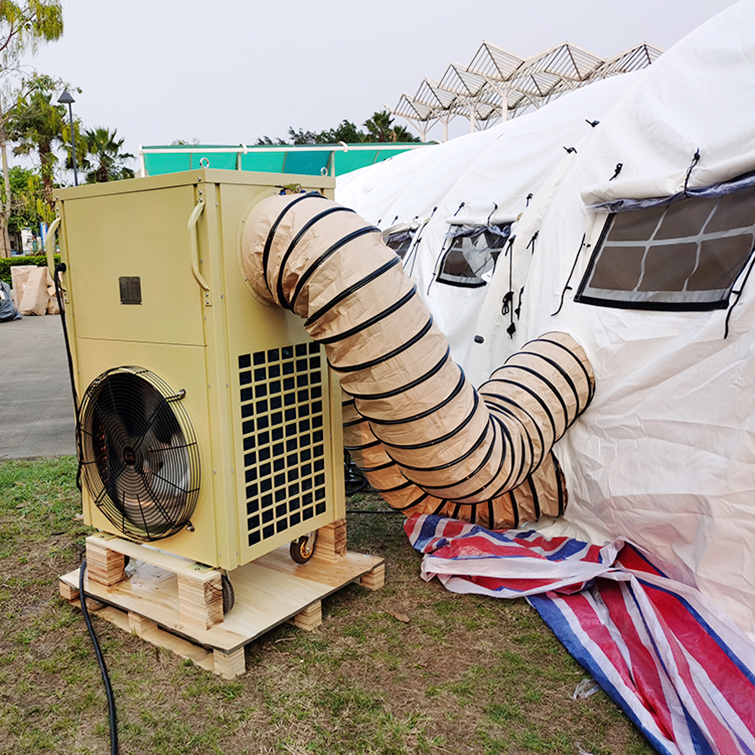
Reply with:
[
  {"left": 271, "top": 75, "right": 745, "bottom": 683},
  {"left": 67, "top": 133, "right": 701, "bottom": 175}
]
[
  {"left": 8, "top": 72, "right": 67, "bottom": 210},
  {"left": 7, "top": 164, "right": 50, "bottom": 251},
  {"left": 364, "top": 110, "right": 394, "bottom": 142},
  {"left": 256, "top": 111, "right": 420, "bottom": 147},
  {"left": 83, "top": 127, "right": 134, "bottom": 183},
  {"left": 0, "top": 1, "right": 63, "bottom": 258},
  {"left": 365, "top": 110, "right": 420, "bottom": 143}
]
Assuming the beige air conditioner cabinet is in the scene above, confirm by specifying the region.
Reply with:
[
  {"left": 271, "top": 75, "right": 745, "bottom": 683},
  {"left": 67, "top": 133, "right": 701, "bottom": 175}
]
[{"left": 52, "top": 170, "right": 345, "bottom": 573}]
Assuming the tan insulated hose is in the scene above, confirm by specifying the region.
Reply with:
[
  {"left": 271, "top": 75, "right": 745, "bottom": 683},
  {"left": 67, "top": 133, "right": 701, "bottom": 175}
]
[{"left": 242, "top": 192, "right": 595, "bottom": 528}]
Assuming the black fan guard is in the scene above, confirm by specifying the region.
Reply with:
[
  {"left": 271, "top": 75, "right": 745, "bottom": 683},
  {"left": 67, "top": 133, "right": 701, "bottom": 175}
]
[{"left": 79, "top": 366, "right": 201, "bottom": 542}]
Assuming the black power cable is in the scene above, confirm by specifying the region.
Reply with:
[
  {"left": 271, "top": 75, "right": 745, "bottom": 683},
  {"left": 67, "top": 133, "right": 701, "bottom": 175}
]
[
  {"left": 54, "top": 262, "right": 118, "bottom": 752},
  {"left": 79, "top": 560, "right": 119, "bottom": 755}
]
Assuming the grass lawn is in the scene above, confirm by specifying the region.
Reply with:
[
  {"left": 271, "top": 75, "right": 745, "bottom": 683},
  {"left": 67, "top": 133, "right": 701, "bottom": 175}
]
[{"left": 0, "top": 457, "right": 655, "bottom": 754}]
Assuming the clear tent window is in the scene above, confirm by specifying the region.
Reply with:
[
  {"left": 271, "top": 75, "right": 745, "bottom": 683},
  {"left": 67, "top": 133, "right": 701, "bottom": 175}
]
[
  {"left": 437, "top": 224, "right": 511, "bottom": 288},
  {"left": 576, "top": 183, "right": 755, "bottom": 310}
]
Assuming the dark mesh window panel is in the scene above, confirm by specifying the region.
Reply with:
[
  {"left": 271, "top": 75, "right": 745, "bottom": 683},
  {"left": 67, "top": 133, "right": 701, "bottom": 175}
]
[
  {"left": 437, "top": 224, "right": 511, "bottom": 288},
  {"left": 238, "top": 342, "right": 329, "bottom": 547},
  {"left": 384, "top": 229, "right": 416, "bottom": 260},
  {"left": 576, "top": 185, "right": 755, "bottom": 310}
]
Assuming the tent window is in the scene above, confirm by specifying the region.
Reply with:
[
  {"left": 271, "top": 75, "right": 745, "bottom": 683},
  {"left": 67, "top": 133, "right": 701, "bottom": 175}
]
[
  {"left": 437, "top": 224, "right": 511, "bottom": 288},
  {"left": 383, "top": 229, "right": 415, "bottom": 260},
  {"left": 576, "top": 185, "right": 755, "bottom": 310}
]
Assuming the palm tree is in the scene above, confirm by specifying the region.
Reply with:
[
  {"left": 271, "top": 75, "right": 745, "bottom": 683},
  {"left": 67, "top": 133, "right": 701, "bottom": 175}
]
[
  {"left": 391, "top": 123, "right": 420, "bottom": 143},
  {"left": 0, "top": 1, "right": 64, "bottom": 257},
  {"left": 9, "top": 74, "right": 67, "bottom": 210},
  {"left": 364, "top": 110, "right": 421, "bottom": 143},
  {"left": 83, "top": 127, "right": 134, "bottom": 183},
  {"left": 364, "top": 110, "right": 395, "bottom": 142}
]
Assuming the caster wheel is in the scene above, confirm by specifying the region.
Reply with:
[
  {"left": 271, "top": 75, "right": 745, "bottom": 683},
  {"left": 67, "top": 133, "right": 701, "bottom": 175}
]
[
  {"left": 221, "top": 573, "right": 235, "bottom": 613},
  {"left": 290, "top": 532, "right": 317, "bottom": 564}
]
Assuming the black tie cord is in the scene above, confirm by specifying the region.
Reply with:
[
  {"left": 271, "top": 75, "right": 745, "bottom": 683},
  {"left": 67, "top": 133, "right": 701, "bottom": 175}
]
[{"left": 552, "top": 234, "right": 587, "bottom": 316}]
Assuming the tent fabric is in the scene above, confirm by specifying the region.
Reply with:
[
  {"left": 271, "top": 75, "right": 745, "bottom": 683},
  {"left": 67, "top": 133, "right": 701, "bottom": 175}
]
[
  {"left": 406, "top": 514, "right": 755, "bottom": 755},
  {"left": 338, "top": 1, "right": 755, "bottom": 638},
  {"left": 336, "top": 72, "right": 640, "bottom": 371},
  {"left": 465, "top": 0, "right": 755, "bottom": 635}
]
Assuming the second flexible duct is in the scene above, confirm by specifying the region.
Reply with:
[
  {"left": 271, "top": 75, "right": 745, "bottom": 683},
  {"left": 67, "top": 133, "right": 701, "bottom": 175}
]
[{"left": 241, "top": 192, "right": 595, "bottom": 528}]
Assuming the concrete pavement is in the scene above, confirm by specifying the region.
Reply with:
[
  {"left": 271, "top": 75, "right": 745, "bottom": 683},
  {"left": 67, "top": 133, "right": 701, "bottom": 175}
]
[{"left": 0, "top": 314, "right": 76, "bottom": 459}]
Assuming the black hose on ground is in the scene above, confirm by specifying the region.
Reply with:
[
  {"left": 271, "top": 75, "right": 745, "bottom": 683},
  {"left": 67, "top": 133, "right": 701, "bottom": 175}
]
[{"left": 78, "top": 559, "right": 119, "bottom": 755}]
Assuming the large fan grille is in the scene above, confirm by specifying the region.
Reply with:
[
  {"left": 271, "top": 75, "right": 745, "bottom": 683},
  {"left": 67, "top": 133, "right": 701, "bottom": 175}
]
[{"left": 79, "top": 367, "right": 200, "bottom": 541}]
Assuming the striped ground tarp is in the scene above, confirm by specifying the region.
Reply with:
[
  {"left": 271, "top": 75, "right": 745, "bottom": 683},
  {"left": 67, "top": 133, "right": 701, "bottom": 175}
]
[{"left": 405, "top": 514, "right": 755, "bottom": 755}]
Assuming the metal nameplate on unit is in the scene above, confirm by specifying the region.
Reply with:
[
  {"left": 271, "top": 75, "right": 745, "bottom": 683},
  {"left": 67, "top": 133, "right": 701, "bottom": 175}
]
[{"left": 119, "top": 276, "right": 142, "bottom": 305}]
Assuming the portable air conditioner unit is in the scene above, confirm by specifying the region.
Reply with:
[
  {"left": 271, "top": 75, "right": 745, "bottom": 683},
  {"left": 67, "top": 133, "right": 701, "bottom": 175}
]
[{"left": 51, "top": 169, "right": 345, "bottom": 573}]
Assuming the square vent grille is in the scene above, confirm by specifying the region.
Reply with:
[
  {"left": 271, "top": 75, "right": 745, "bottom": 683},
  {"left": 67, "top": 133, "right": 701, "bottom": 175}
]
[{"left": 238, "top": 343, "right": 327, "bottom": 546}]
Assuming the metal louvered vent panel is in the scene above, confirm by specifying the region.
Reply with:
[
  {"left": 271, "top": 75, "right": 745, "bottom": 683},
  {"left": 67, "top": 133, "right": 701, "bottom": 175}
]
[{"left": 238, "top": 342, "right": 328, "bottom": 546}]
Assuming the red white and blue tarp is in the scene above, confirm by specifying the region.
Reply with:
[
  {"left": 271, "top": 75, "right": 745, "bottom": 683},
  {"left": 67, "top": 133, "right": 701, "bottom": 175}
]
[{"left": 405, "top": 514, "right": 755, "bottom": 755}]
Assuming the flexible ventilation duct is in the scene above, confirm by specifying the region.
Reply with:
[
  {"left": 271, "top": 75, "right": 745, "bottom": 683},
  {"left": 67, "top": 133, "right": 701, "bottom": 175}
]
[{"left": 241, "top": 193, "right": 594, "bottom": 528}]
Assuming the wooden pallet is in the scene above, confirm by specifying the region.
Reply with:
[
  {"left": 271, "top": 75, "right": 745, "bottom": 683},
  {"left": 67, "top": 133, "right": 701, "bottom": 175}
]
[{"left": 59, "top": 521, "right": 384, "bottom": 678}]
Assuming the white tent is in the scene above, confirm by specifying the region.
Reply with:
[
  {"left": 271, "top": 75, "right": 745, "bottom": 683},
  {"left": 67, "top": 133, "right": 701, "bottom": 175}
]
[
  {"left": 338, "top": 71, "right": 641, "bottom": 371},
  {"left": 338, "top": 0, "right": 755, "bottom": 636}
]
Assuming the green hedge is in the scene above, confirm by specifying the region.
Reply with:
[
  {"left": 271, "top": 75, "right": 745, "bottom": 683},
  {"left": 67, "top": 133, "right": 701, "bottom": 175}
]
[{"left": 0, "top": 254, "right": 60, "bottom": 287}]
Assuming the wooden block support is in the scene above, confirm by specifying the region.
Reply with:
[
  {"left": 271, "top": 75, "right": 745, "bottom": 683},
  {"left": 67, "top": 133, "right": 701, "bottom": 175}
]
[
  {"left": 314, "top": 518, "right": 347, "bottom": 563},
  {"left": 59, "top": 581, "right": 80, "bottom": 602},
  {"left": 128, "top": 612, "right": 158, "bottom": 636},
  {"left": 176, "top": 572, "right": 224, "bottom": 631},
  {"left": 293, "top": 601, "right": 322, "bottom": 631},
  {"left": 360, "top": 562, "right": 386, "bottom": 591},
  {"left": 213, "top": 648, "right": 246, "bottom": 679},
  {"left": 86, "top": 537, "right": 126, "bottom": 587}
]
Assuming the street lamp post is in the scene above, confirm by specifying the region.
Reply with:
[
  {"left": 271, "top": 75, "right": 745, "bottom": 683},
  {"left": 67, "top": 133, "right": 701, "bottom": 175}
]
[{"left": 57, "top": 90, "right": 78, "bottom": 186}]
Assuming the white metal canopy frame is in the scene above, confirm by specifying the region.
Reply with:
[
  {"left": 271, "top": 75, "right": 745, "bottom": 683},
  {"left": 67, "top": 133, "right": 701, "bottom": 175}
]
[{"left": 391, "top": 41, "right": 662, "bottom": 140}]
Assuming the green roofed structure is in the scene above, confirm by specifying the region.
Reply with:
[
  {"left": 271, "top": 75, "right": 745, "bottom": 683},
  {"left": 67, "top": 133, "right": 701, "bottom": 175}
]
[{"left": 139, "top": 143, "right": 428, "bottom": 178}]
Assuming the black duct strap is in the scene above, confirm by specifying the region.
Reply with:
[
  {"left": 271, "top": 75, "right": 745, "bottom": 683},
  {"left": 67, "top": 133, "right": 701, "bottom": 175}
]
[
  {"left": 361, "top": 459, "right": 396, "bottom": 472},
  {"left": 371, "top": 480, "right": 414, "bottom": 494},
  {"left": 482, "top": 418, "right": 522, "bottom": 498},
  {"left": 290, "top": 224, "right": 380, "bottom": 311},
  {"left": 397, "top": 419, "right": 494, "bottom": 474},
  {"left": 363, "top": 369, "right": 466, "bottom": 426},
  {"left": 318, "top": 286, "right": 418, "bottom": 346},
  {"left": 482, "top": 378, "right": 557, "bottom": 441},
  {"left": 276, "top": 206, "right": 355, "bottom": 308},
  {"left": 509, "top": 490, "right": 520, "bottom": 528},
  {"left": 429, "top": 423, "right": 511, "bottom": 501},
  {"left": 347, "top": 346, "right": 451, "bottom": 401},
  {"left": 343, "top": 415, "right": 369, "bottom": 428},
  {"left": 553, "top": 453, "right": 566, "bottom": 516},
  {"left": 484, "top": 390, "right": 546, "bottom": 455},
  {"left": 305, "top": 255, "right": 400, "bottom": 327},
  {"left": 344, "top": 438, "right": 383, "bottom": 452},
  {"left": 334, "top": 316, "right": 434, "bottom": 374},
  {"left": 498, "top": 364, "right": 569, "bottom": 435},
  {"left": 380, "top": 391, "right": 481, "bottom": 451},
  {"left": 486, "top": 400, "right": 539, "bottom": 470},
  {"left": 528, "top": 475, "right": 541, "bottom": 519},
  {"left": 535, "top": 336, "right": 595, "bottom": 405},
  {"left": 262, "top": 192, "right": 326, "bottom": 298},
  {"left": 524, "top": 350, "right": 583, "bottom": 418},
  {"left": 392, "top": 492, "right": 430, "bottom": 512}
]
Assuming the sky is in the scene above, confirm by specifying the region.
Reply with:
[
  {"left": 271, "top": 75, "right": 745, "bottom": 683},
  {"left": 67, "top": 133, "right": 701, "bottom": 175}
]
[{"left": 18, "top": 0, "right": 741, "bottom": 167}]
